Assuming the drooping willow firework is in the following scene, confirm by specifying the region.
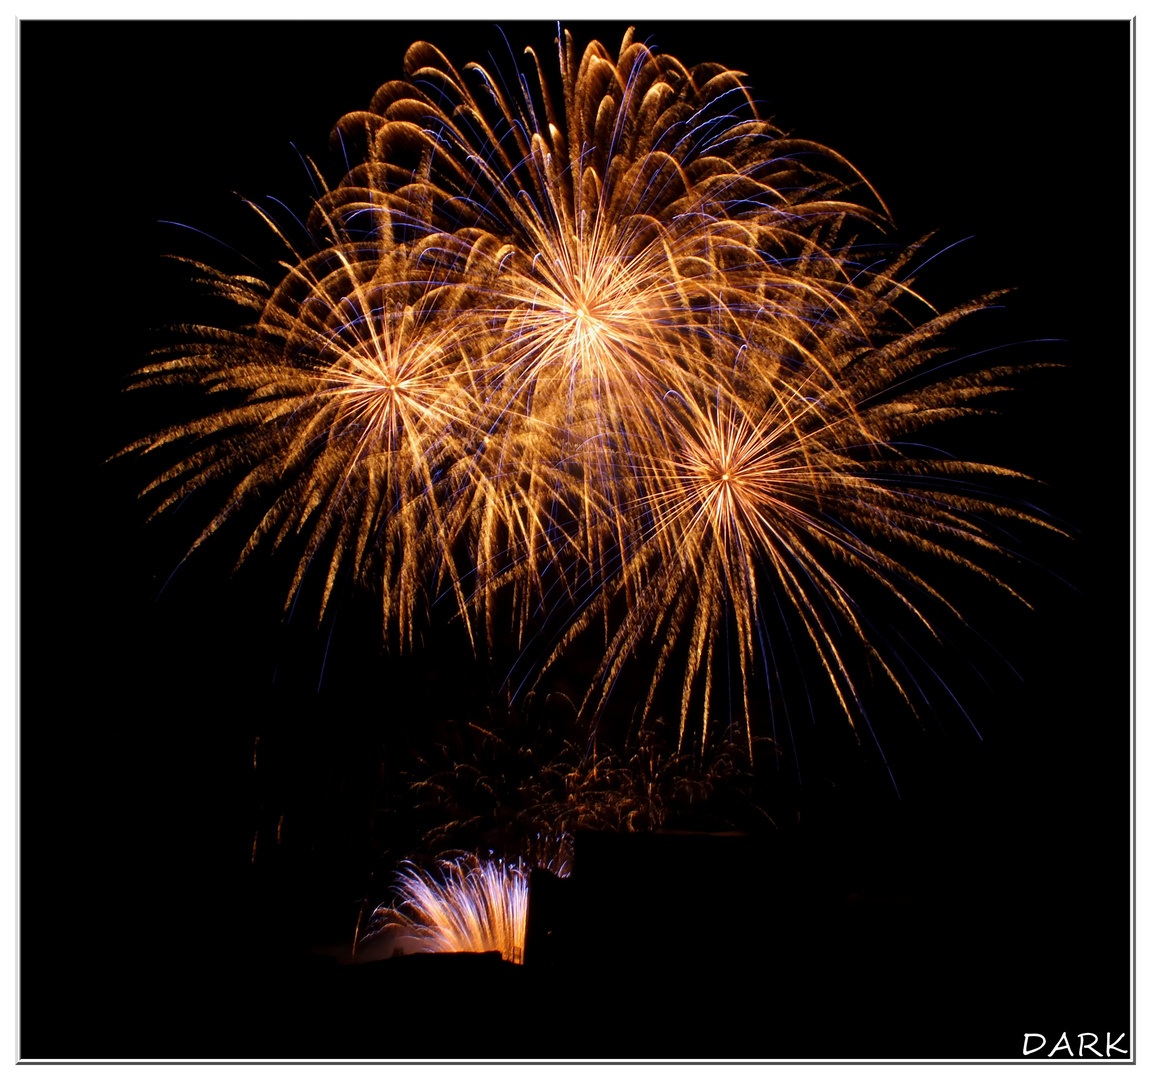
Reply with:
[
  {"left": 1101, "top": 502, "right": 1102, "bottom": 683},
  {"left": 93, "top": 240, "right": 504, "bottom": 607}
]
[{"left": 125, "top": 26, "right": 1049, "bottom": 762}]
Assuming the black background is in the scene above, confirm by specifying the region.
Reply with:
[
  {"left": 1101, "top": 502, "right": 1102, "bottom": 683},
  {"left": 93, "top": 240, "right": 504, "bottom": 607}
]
[{"left": 20, "top": 20, "right": 1131, "bottom": 1060}]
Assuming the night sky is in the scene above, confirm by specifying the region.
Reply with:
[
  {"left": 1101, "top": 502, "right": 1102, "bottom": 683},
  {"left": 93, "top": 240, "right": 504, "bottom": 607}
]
[{"left": 19, "top": 20, "right": 1131, "bottom": 1060}]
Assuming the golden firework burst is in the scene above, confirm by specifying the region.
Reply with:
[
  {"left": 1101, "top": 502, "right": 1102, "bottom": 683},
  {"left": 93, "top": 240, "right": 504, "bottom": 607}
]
[{"left": 124, "top": 26, "right": 1050, "bottom": 763}]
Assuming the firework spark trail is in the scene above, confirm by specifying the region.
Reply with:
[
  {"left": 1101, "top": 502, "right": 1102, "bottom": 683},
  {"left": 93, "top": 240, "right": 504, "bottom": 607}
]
[
  {"left": 372, "top": 856, "right": 531, "bottom": 963},
  {"left": 124, "top": 25, "right": 1055, "bottom": 767}
]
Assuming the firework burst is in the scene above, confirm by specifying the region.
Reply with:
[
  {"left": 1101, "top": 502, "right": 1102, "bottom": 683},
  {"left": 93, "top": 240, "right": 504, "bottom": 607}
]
[
  {"left": 554, "top": 279, "right": 1052, "bottom": 759},
  {"left": 125, "top": 25, "right": 1051, "bottom": 766}
]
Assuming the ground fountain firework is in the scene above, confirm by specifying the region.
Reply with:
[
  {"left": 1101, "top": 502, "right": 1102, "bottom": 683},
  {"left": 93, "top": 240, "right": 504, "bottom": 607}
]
[{"left": 368, "top": 855, "right": 534, "bottom": 964}]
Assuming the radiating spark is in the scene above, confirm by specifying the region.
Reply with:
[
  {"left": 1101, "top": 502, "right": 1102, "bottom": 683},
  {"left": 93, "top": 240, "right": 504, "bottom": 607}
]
[
  {"left": 123, "top": 26, "right": 1052, "bottom": 764},
  {"left": 372, "top": 856, "right": 531, "bottom": 963}
]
